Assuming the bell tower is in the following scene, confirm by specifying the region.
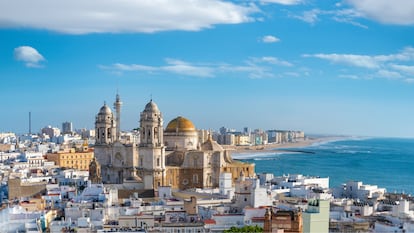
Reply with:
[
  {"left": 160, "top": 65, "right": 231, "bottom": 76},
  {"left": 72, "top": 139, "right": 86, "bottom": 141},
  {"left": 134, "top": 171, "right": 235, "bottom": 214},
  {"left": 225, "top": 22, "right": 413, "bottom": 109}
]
[
  {"left": 114, "top": 93, "right": 122, "bottom": 141},
  {"left": 138, "top": 100, "right": 165, "bottom": 190},
  {"left": 95, "top": 102, "right": 116, "bottom": 145}
]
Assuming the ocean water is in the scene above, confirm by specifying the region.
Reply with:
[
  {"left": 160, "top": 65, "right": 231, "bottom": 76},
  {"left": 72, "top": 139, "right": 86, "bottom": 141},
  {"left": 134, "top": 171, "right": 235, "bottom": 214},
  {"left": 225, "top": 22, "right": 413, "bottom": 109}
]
[{"left": 233, "top": 137, "right": 414, "bottom": 195}]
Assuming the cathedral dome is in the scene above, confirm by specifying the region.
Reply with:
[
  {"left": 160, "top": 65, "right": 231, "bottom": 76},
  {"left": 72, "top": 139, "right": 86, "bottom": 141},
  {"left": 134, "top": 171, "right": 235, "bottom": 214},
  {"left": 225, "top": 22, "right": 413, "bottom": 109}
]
[
  {"left": 144, "top": 100, "right": 159, "bottom": 113},
  {"left": 165, "top": 116, "right": 196, "bottom": 133},
  {"left": 99, "top": 103, "right": 112, "bottom": 115}
]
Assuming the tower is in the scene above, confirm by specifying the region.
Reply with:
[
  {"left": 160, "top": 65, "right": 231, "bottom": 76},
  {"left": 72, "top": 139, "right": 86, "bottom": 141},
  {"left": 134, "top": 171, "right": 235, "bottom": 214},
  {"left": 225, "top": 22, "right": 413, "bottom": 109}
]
[
  {"left": 114, "top": 93, "right": 122, "bottom": 141},
  {"left": 138, "top": 100, "right": 165, "bottom": 190},
  {"left": 95, "top": 102, "right": 116, "bottom": 145}
]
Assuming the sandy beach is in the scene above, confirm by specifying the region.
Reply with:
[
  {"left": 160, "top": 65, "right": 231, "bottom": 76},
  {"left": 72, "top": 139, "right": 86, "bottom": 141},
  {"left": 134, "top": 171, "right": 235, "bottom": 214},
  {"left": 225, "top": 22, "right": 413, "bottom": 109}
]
[{"left": 224, "top": 136, "right": 344, "bottom": 154}]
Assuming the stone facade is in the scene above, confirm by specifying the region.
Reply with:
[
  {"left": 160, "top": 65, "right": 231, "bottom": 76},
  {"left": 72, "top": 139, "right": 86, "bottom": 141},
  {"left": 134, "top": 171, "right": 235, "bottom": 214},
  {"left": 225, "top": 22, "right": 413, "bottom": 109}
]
[
  {"left": 8, "top": 177, "right": 47, "bottom": 200},
  {"left": 93, "top": 95, "right": 139, "bottom": 184},
  {"left": 92, "top": 96, "right": 254, "bottom": 191},
  {"left": 264, "top": 208, "right": 303, "bottom": 233}
]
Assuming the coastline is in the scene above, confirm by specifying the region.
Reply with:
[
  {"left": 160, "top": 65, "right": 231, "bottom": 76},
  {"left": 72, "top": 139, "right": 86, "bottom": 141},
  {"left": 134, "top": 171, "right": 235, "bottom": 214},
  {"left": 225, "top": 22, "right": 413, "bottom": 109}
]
[{"left": 225, "top": 136, "right": 346, "bottom": 154}]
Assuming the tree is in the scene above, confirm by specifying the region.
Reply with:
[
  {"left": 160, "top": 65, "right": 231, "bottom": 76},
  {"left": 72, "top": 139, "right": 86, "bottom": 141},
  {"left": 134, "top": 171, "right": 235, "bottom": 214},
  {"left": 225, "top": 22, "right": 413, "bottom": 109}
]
[{"left": 224, "top": 225, "right": 263, "bottom": 232}]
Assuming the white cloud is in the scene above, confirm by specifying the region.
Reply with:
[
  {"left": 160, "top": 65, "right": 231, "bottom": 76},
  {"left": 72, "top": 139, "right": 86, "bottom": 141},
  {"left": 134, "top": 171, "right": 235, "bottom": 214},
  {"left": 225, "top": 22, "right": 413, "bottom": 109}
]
[
  {"left": 303, "top": 53, "right": 379, "bottom": 69},
  {"left": 254, "top": 56, "right": 293, "bottom": 67},
  {"left": 260, "top": 0, "right": 303, "bottom": 5},
  {"left": 390, "top": 64, "right": 414, "bottom": 75},
  {"left": 162, "top": 59, "right": 215, "bottom": 77},
  {"left": 291, "top": 9, "right": 321, "bottom": 24},
  {"left": 291, "top": 8, "right": 368, "bottom": 28},
  {"left": 339, "top": 74, "right": 360, "bottom": 80},
  {"left": 376, "top": 69, "right": 403, "bottom": 79},
  {"left": 345, "top": 0, "right": 414, "bottom": 25},
  {"left": 304, "top": 47, "right": 414, "bottom": 82},
  {"left": 101, "top": 56, "right": 296, "bottom": 79},
  {"left": 262, "top": 35, "right": 280, "bottom": 43},
  {"left": 404, "top": 78, "right": 414, "bottom": 83},
  {"left": 0, "top": 0, "right": 259, "bottom": 34},
  {"left": 14, "top": 46, "right": 45, "bottom": 68},
  {"left": 304, "top": 47, "right": 414, "bottom": 69}
]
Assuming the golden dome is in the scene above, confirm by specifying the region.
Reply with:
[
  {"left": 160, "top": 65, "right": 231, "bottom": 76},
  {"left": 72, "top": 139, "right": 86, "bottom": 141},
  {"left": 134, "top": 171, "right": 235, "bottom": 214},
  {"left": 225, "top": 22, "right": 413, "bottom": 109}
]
[{"left": 165, "top": 116, "right": 196, "bottom": 133}]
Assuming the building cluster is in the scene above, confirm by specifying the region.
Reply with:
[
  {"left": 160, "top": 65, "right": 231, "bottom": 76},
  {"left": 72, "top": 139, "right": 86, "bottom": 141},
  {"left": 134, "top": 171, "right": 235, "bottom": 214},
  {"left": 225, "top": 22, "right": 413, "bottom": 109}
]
[
  {"left": 0, "top": 95, "right": 413, "bottom": 233},
  {"left": 214, "top": 127, "right": 305, "bottom": 146}
]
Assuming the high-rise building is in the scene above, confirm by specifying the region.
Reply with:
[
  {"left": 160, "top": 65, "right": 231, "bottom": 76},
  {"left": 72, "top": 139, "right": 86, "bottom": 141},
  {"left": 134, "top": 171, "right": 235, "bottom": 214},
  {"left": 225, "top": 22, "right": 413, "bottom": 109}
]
[{"left": 62, "top": 121, "right": 73, "bottom": 134}]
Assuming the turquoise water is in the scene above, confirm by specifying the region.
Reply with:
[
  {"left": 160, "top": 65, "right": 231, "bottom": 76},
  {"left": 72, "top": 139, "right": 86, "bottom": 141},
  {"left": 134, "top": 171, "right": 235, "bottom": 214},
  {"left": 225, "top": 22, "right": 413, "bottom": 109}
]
[{"left": 233, "top": 137, "right": 414, "bottom": 195}]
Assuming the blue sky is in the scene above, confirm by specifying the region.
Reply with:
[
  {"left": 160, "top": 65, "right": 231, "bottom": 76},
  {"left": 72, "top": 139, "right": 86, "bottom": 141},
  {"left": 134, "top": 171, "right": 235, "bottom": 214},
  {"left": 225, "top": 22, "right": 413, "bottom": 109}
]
[{"left": 1, "top": 0, "right": 414, "bottom": 137}]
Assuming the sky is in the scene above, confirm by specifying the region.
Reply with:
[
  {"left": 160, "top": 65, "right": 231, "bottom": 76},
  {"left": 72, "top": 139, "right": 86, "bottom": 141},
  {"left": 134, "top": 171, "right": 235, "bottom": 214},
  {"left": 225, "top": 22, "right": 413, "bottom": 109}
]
[{"left": 0, "top": 0, "right": 414, "bottom": 138}]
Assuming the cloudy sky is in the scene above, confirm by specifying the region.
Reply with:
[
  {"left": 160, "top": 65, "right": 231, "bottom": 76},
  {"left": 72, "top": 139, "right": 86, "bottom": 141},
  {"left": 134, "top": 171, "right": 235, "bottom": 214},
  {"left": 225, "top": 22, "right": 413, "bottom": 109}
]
[{"left": 1, "top": 0, "right": 414, "bottom": 137}]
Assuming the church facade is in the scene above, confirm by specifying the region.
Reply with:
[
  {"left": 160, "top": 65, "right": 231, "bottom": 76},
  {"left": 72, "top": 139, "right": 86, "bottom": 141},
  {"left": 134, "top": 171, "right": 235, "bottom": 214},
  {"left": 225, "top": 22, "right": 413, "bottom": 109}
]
[
  {"left": 93, "top": 94, "right": 139, "bottom": 184},
  {"left": 92, "top": 95, "right": 255, "bottom": 191}
]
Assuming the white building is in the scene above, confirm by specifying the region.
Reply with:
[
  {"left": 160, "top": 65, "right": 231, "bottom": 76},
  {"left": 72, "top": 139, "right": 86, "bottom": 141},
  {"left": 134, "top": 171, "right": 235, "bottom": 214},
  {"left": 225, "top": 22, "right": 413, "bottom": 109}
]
[
  {"left": 333, "top": 181, "right": 386, "bottom": 201},
  {"left": 270, "top": 174, "right": 330, "bottom": 199}
]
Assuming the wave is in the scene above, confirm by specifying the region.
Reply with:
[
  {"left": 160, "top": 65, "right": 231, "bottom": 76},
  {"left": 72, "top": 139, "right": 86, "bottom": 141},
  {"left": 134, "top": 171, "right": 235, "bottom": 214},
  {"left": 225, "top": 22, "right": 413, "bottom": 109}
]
[{"left": 232, "top": 152, "right": 287, "bottom": 160}]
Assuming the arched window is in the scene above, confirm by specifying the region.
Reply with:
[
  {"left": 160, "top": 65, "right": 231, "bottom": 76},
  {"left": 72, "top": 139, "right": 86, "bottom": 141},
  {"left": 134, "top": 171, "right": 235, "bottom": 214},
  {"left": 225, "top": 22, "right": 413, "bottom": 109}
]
[{"left": 154, "top": 127, "right": 158, "bottom": 140}]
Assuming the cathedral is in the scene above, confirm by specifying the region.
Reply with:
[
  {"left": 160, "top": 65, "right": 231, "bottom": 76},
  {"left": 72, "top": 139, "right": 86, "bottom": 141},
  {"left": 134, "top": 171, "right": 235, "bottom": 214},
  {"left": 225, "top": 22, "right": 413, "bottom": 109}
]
[{"left": 92, "top": 95, "right": 255, "bottom": 191}]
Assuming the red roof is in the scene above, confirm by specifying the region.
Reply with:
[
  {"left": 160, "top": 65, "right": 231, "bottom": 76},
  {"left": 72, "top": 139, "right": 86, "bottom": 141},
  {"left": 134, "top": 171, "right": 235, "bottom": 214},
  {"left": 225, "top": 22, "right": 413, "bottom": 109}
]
[
  {"left": 203, "top": 219, "right": 216, "bottom": 224},
  {"left": 251, "top": 217, "right": 265, "bottom": 222}
]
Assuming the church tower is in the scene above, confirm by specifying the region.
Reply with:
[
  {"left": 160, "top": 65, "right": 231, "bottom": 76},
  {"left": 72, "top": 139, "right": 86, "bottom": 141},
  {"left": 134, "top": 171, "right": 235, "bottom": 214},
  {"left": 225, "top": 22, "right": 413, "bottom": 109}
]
[
  {"left": 95, "top": 102, "right": 116, "bottom": 145},
  {"left": 114, "top": 93, "right": 122, "bottom": 141},
  {"left": 138, "top": 100, "right": 165, "bottom": 190}
]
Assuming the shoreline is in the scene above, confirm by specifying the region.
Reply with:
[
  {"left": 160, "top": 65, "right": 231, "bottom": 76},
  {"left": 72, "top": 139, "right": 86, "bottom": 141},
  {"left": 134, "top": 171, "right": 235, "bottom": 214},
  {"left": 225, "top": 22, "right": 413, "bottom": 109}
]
[{"left": 225, "top": 136, "right": 347, "bottom": 154}]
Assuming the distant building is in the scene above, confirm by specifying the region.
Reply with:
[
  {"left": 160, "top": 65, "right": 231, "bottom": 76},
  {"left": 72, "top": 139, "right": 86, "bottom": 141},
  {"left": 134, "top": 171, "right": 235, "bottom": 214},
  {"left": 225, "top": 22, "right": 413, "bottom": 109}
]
[
  {"left": 62, "top": 121, "right": 73, "bottom": 134},
  {"left": 302, "top": 199, "right": 329, "bottom": 233},
  {"left": 41, "top": 126, "right": 61, "bottom": 139},
  {"left": 267, "top": 130, "right": 305, "bottom": 144},
  {"left": 46, "top": 141, "right": 94, "bottom": 171}
]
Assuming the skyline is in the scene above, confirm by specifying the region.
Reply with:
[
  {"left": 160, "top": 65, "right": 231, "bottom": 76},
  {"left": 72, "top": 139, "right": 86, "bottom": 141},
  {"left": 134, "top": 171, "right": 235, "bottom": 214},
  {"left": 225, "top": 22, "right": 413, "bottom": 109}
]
[{"left": 1, "top": 0, "right": 414, "bottom": 138}]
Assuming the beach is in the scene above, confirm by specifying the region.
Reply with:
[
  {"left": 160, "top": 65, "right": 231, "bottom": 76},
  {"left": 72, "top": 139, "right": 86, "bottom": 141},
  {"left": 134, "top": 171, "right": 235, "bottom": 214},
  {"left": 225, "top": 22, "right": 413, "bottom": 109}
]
[{"left": 225, "top": 136, "right": 342, "bottom": 154}]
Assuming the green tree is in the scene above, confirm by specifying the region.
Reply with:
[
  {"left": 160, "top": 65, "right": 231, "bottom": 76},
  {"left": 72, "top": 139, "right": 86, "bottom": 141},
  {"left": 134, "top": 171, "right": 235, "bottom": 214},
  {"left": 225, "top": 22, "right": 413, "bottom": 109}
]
[{"left": 223, "top": 225, "right": 263, "bottom": 232}]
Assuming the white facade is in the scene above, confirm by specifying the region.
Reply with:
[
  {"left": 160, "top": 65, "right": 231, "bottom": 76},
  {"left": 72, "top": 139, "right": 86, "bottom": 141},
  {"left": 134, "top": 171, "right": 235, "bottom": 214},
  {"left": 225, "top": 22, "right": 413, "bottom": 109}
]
[
  {"left": 219, "top": 172, "right": 233, "bottom": 198},
  {"left": 333, "top": 181, "right": 386, "bottom": 200}
]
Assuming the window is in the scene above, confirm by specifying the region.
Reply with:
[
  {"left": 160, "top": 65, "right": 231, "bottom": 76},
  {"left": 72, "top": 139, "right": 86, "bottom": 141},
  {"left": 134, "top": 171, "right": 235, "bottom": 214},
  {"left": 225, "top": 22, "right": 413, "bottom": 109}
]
[
  {"left": 193, "top": 174, "right": 198, "bottom": 184},
  {"left": 157, "top": 158, "right": 160, "bottom": 167}
]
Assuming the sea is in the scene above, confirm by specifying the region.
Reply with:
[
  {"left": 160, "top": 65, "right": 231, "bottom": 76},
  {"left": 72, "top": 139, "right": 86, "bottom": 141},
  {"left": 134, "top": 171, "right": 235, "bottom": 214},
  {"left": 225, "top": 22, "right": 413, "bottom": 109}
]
[{"left": 232, "top": 137, "right": 414, "bottom": 195}]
